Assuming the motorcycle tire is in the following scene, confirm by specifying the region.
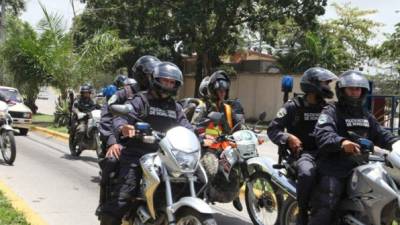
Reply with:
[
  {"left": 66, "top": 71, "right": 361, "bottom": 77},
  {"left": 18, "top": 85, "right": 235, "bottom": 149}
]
[
  {"left": 279, "top": 196, "right": 297, "bottom": 225},
  {"left": 175, "top": 207, "right": 217, "bottom": 225},
  {"left": 69, "top": 134, "right": 81, "bottom": 157},
  {"left": 1, "top": 131, "right": 16, "bottom": 165},
  {"left": 245, "top": 172, "right": 282, "bottom": 225}
]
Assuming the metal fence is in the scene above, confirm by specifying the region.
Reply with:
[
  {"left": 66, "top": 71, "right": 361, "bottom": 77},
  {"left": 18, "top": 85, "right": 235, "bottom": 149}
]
[{"left": 369, "top": 95, "right": 400, "bottom": 135}]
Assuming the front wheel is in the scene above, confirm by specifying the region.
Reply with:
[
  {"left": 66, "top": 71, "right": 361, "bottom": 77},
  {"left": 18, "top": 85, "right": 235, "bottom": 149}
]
[
  {"left": 1, "top": 131, "right": 16, "bottom": 165},
  {"left": 279, "top": 197, "right": 297, "bottom": 225},
  {"left": 245, "top": 172, "right": 282, "bottom": 225},
  {"left": 68, "top": 132, "right": 81, "bottom": 157},
  {"left": 176, "top": 207, "right": 217, "bottom": 225}
]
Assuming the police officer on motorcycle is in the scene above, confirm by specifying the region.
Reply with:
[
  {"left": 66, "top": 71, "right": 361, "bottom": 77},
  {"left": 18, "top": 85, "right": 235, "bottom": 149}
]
[
  {"left": 70, "top": 83, "right": 98, "bottom": 155},
  {"left": 99, "top": 56, "right": 161, "bottom": 159},
  {"left": 267, "top": 67, "right": 337, "bottom": 225},
  {"left": 99, "top": 62, "right": 193, "bottom": 225},
  {"left": 96, "top": 56, "right": 161, "bottom": 216},
  {"left": 310, "top": 70, "right": 400, "bottom": 225},
  {"left": 193, "top": 70, "right": 246, "bottom": 210}
]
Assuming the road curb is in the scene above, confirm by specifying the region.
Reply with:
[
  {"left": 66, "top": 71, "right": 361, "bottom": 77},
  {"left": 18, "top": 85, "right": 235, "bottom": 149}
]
[
  {"left": 0, "top": 180, "right": 49, "bottom": 225},
  {"left": 30, "top": 126, "right": 69, "bottom": 142}
]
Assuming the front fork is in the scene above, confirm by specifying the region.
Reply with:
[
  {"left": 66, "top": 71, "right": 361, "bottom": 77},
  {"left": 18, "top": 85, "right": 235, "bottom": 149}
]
[{"left": 162, "top": 165, "right": 212, "bottom": 225}]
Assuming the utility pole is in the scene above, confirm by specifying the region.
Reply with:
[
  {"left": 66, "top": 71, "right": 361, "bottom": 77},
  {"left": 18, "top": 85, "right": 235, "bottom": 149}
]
[
  {"left": 0, "top": 0, "right": 5, "bottom": 84},
  {"left": 70, "top": 0, "right": 77, "bottom": 18},
  {"left": 0, "top": 0, "right": 5, "bottom": 42}
]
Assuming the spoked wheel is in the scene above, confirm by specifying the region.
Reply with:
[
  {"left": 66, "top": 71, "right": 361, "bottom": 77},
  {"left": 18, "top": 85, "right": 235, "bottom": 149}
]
[
  {"left": 1, "top": 131, "right": 16, "bottom": 165},
  {"left": 245, "top": 172, "right": 282, "bottom": 225},
  {"left": 279, "top": 197, "right": 297, "bottom": 225},
  {"left": 176, "top": 207, "right": 217, "bottom": 225}
]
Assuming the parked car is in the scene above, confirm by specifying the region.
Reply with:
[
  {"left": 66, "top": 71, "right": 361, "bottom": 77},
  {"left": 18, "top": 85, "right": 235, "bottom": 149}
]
[{"left": 0, "top": 86, "right": 32, "bottom": 135}]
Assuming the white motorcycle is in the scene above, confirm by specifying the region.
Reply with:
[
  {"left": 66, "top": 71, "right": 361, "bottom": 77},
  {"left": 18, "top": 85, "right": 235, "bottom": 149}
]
[
  {"left": 196, "top": 111, "right": 280, "bottom": 225},
  {"left": 265, "top": 133, "right": 400, "bottom": 225},
  {"left": 69, "top": 108, "right": 102, "bottom": 157},
  {"left": 107, "top": 104, "right": 217, "bottom": 225},
  {"left": 0, "top": 101, "right": 17, "bottom": 165}
]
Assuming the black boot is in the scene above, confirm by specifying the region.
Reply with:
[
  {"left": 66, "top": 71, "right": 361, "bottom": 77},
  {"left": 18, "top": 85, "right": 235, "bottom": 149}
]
[
  {"left": 99, "top": 214, "right": 121, "bottom": 225},
  {"left": 232, "top": 197, "right": 243, "bottom": 211}
]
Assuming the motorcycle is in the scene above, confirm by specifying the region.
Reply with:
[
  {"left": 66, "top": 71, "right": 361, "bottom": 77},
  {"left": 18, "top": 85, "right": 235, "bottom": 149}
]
[
  {"left": 69, "top": 108, "right": 102, "bottom": 157},
  {"left": 267, "top": 133, "right": 400, "bottom": 225},
  {"left": 0, "top": 100, "right": 17, "bottom": 165},
  {"left": 197, "top": 111, "right": 281, "bottom": 225},
  {"left": 106, "top": 104, "right": 217, "bottom": 225}
]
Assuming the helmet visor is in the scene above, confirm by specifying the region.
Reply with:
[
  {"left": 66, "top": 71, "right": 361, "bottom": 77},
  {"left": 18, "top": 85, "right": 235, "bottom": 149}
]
[{"left": 213, "top": 79, "right": 229, "bottom": 90}]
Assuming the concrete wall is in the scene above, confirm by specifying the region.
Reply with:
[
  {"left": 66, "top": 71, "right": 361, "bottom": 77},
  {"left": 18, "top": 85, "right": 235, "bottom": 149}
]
[{"left": 178, "top": 73, "right": 303, "bottom": 121}]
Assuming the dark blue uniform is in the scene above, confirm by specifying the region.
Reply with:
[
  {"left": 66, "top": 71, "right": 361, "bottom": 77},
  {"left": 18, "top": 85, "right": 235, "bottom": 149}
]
[
  {"left": 71, "top": 97, "right": 98, "bottom": 145},
  {"left": 101, "top": 91, "right": 193, "bottom": 221},
  {"left": 310, "top": 102, "right": 399, "bottom": 225},
  {"left": 99, "top": 86, "right": 135, "bottom": 150},
  {"left": 267, "top": 96, "right": 326, "bottom": 224}
]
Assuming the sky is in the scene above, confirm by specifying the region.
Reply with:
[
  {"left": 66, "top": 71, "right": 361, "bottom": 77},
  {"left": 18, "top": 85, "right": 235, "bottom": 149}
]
[{"left": 20, "top": 0, "right": 400, "bottom": 44}]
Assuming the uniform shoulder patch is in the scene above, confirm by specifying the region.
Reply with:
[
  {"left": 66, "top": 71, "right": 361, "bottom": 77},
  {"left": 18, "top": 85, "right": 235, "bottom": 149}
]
[
  {"left": 276, "top": 107, "right": 287, "bottom": 118},
  {"left": 317, "top": 114, "right": 329, "bottom": 125},
  {"left": 108, "top": 94, "right": 118, "bottom": 105}
]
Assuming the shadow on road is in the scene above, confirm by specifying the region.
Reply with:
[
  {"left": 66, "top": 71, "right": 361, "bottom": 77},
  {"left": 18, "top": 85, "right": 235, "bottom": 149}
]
[
  {"left": 0, "top": 160, "right": 13, "bottom": 166},
  {"left": 61, "top": 153, "right": 99, "bottom": 164},
  {"left": 90, "top": 176, "right": 101, "bottom": 184},
  {"left": 214, "top": 213, "right": 252, "bottom": 225}
]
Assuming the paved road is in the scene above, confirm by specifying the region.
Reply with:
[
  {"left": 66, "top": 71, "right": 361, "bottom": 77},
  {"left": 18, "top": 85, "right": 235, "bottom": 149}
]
[{"left": 0, "top": 132, "right": 279, "bottom": 225}]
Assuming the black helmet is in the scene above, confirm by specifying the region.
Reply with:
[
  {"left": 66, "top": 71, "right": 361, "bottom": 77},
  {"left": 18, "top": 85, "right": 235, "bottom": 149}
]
[
  {"left": 114, "top": 74, "right": 127, "bottom": 89},
  {"left": 208, "top": 70, "right": 230, "bottom": 100},
  {"left": 336, "top": 70, "right": 370, "bottom": 107},
  {"left": 199, "top": 76, "right": 210, "bottom": 98},
  {"left": 79, "top": 83, "right": 92, "bottom": 95},
  {"left": 124, "top": 78, "right": 139, "bottom": 93},
  {"left": 150, "top": 62, "right": 183, "bottom": 97},
  {"left": 132, "top": 55, "right": 161, "bottom": 91},
  {"left": 300, "top": 67, "right": 337, "bottom": 99}
]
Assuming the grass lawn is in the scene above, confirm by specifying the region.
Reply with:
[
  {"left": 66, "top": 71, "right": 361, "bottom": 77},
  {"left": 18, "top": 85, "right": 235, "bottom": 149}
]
[
  {"left": 0, "top": 191, "right": 29, "bottom": 225},
  {"left": 32, "top": 114, "right": 54, "bottom": 124},
  {"left": 32, "top": 114, "right": 68, "bottom": 134}
]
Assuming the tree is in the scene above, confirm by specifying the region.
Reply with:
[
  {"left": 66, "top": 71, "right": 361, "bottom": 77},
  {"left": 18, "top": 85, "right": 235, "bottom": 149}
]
[
  {"left": 72, "top": 0, "right": 328, "bottom": 96},
  {"left": 170, "top": 0, "right": 328, "bottom": 96},
  {"left": 72, "top": 0, "right": 174, "bottom": 76},
  {"left": 323, "top": 3, "right": 382, "bottom": 68},
  {"left": 0, "top": 16, "right": 47, "bottom": 112},
  {"left": 275, "top": 3, "right": 381, "bottom": 74},
  {"left": 3, "top": 0, "right": 25, "bottom": 15},
  {"left": 374, "top": 22, "right": 400, "bottom": 95}
]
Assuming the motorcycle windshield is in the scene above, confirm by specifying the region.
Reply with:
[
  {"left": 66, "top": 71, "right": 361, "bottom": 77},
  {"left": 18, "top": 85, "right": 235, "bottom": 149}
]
[{"left": 165, "top": 126, "right": 200, "bottom": 153}]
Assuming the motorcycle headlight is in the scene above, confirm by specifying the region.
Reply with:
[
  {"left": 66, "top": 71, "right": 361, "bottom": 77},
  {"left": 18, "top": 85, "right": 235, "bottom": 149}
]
[{"left": 171, "top": 149, "right": 200, "bottom": 172}]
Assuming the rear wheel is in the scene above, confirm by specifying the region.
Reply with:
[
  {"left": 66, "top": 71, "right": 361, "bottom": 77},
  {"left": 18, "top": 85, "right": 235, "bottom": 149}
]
[
  {"left": 279, "top": 197, "right": 297, "bottom": 225},
  {"left": 1, "top": 131, "right": 16, "bottom": 165},
  {"left": 245, "top": 172, "right": 282, "bottom": 225},
  {"left": 176, "top": 207, "right": 217, "bottom": 225}
]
